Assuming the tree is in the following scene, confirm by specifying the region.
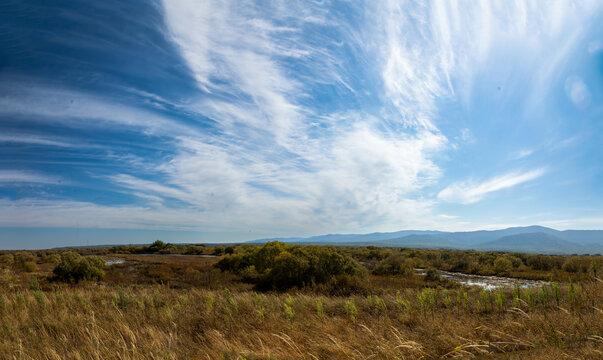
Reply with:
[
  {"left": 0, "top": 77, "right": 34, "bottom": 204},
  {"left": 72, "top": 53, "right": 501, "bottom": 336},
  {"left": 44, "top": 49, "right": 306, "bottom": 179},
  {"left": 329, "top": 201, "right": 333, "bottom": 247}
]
[
  {"left": 52, "top": 252, "right": 105, "bottom": 283},
  {"left": 217, "top": 241, "right": 364, "bottom": 290},
  {"left": 494, "top": 256, "right": 513, "bottom": 274}
]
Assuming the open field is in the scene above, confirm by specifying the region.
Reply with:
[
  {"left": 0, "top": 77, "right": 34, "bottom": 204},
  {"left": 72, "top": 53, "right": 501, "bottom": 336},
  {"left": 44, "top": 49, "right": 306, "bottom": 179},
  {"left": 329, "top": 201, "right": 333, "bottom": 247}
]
[{"left": 0, "top": 243, "right": 601, "bottom": 359}]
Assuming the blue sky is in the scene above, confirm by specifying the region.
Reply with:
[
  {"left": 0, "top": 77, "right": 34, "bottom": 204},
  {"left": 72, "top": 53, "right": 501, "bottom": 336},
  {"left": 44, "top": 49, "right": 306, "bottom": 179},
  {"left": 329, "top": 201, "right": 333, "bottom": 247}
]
[{"left": 1, "top": 0, "right": 602, "bottom": 249}]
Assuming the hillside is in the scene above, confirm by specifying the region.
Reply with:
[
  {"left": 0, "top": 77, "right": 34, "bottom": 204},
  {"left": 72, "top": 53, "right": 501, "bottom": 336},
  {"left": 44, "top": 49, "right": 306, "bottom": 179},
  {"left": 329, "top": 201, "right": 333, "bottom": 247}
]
[{"left": 251, "top": 226, "right": 603, "bottom": 254}]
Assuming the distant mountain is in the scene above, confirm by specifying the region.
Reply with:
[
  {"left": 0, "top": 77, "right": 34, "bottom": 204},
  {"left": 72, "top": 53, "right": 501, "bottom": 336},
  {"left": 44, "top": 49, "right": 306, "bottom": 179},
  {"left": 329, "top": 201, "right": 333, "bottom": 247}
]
[
  {"left": 248, "top": 230, "right": 445, "bottom": 244},
  {"left": 250, "top": 226, "right": 603, "bottom": 254},
  {"left": 378, "top": 234, "right": 459, "bottom": 248},
  {"left": 475, "top": 232, "right": 583, "bottom": 254},
  {"left": 558, "top": 230, "right": 603, "bottom": 245}
]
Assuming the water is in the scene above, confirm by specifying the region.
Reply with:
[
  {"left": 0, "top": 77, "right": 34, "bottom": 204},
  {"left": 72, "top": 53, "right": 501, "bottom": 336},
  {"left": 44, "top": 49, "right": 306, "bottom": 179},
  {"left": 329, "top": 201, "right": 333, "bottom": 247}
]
[
  {"left": 104, "top": 259, "right": 125, "bottom": 266},
  {"left": 415, "top": 269, "right": 545, "bottom": 290}
]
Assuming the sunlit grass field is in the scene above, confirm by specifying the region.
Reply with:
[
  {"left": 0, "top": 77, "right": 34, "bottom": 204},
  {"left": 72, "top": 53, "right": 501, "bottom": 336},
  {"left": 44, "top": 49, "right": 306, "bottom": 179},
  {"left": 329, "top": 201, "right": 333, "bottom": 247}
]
[{"left": 0, "top": 244, "right": 601, "bottom": 359}]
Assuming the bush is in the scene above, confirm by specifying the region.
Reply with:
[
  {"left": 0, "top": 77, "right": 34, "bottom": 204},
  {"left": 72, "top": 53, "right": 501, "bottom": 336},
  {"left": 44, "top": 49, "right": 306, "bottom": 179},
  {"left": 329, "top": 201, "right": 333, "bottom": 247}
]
[
  {"left": 373, "top": 253, "right": 413, "bottom": 276},
  {"left": 42, "top": 254, "right": 61, "bottom": 264},
  {"left": 0, "top": 254, "right": 14, "bottom": 266},
  {"left": 217, "top": 241, "right": 364, "bottom": 290},
  {"left": 562, "top": 257, "right": 588, "bottom": 273},
  {"left": 493, "top": 256, "right": 513, "bottom": 274},
  {"left": 52, "top": 252, "right": 105, "bottom": 283},
  {"left": 23, "top": 261, "right": 38, "bottom": 273},
  {"left": 425, "top": 267, "right": 439, "bottom": 281}
]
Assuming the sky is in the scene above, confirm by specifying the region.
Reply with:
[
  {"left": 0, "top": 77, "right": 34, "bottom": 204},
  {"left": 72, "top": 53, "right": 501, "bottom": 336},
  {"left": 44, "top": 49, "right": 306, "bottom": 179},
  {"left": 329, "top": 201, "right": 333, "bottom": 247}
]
[{"left": 1, "top": 0, "right": 602, "bottom": 249}]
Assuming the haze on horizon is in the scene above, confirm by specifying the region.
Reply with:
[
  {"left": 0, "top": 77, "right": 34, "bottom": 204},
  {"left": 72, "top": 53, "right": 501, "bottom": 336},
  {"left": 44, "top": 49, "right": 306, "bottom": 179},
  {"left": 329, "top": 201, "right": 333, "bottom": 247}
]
[{"left": 1, "top": 1, "right": 602, "bottom": 249}]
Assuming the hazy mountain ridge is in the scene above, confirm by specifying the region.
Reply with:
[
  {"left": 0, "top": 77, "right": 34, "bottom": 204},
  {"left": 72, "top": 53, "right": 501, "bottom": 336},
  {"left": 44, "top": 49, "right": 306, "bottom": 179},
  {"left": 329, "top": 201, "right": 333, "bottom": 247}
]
[{"left": 250, "top": 226, "right": 603, "bottom": 254}]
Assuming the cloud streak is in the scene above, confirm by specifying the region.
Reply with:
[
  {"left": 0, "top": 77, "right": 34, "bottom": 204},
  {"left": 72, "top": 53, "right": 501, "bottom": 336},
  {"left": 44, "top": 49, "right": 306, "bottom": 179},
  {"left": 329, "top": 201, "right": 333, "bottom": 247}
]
[
  {"left": 1, "top": 0, "right": 601, "bottom": 239},
  {"left": 0, "top": 170, "right": 64, "bottom": 185},
  {"left": 438, "top": 169, "right": 546, "bottom": 204}
]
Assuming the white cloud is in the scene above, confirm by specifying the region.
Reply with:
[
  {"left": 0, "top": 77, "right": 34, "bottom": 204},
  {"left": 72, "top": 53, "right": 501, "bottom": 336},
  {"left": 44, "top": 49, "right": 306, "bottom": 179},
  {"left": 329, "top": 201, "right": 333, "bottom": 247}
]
[
  {"left": 0, "top": 170, "right": 64, "bottom": 185},
  {"left": 0, "top": 198, "right": 206, "bottom": 230},
  {"left": 0, "top": 81, "right": 198, "bottom": 138},
  {"left": 512, "top": 148, "right": 535, "bottom": 160},
  {"left": 438, "top": 169, "right": 546, "bottom": 204},
  {"left": 151, "top": 0, "right": 451, "bottom": 233},
  {"left": 0, "top": 134, "right": 72, "bottom": 148},
  {"left": 2, "top": 1, "right": 600, "bottom": 236}
]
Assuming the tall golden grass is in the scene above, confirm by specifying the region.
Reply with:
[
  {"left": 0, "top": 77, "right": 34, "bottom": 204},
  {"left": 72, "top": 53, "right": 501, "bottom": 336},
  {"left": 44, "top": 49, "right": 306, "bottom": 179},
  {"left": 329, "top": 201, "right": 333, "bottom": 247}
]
[
  {"left": 0, "top": 246, "right": 601, "bottom": 359},
  {"left": 0, "top": 276, "right": 601, "bottom": 359}
]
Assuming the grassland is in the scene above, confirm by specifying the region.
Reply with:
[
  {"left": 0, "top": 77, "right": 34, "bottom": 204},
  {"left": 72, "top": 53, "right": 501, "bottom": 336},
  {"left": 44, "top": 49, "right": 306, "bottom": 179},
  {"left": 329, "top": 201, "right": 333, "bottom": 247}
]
[{"left": 0, "top": 243, "right": 601, "bottom": 359}]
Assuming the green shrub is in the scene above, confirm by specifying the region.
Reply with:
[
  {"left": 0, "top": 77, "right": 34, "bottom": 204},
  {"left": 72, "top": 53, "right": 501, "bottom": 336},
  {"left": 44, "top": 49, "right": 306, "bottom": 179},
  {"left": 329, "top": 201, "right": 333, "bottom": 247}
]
[
  {"left": 344, "top": 300, "right": 358, "bottom": 324},
  {"left": 217, "top": 241, "right": 364, "bottom": 290},
  {"left": 396, "top": 291, "right": 412, "bottom": 313},
  {"left": 493, "top": 256, "right": 512, "bottom": 274},
  {"left": 283, "top": 295, "right": 294, "bottom": 323},
  {"left": 254, "top": 294, "right": 265, "bottom": 321},
  {"left": 417, "top": 288, "right": 438, "bottom": 315},
  {"left": 0, "top": 254, "right": 14, "bottom": 266},
  {"left": 52, "top": 252, "right": 105, "bottom": 283},
  {"left": 443, "top": 289, "right": 452, "bottom": 308},
  {"left": 550, "top": 281, "right": 560, "bottom": 307},
  {"left": 23, "top": 261, "right": 37, "bottom": 273},
  {"left": 367, "top": 295, "right": 387, "bottom": 315},
  {"left": 316, "top": 298, "right": 324, "bottom": 320},
  {"left": 372, "top": 253, "right": 413, "bottom": 276},
  {"left": 495, "top": 289, "right": 506, "bottom": 311},
  {"left": 425, "top": 267, "right": 439, "bottom": 282},
  {"left": 562, "top": 258, "right": 582, "bottom": 273},
  {"left": 42, "top": 254, "right": 61, "bottom": 264}
]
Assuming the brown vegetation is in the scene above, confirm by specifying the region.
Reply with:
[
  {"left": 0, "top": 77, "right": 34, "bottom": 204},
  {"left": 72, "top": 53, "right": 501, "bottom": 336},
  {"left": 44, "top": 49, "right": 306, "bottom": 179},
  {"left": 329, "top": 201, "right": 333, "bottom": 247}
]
[{"left": 0, "top": 243, "right": 601, "bottom": 359}]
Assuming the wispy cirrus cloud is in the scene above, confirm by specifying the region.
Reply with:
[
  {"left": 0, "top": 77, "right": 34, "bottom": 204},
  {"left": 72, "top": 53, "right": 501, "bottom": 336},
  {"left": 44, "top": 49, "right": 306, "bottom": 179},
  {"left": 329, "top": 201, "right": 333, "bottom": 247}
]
[
  {"left": 438, "top": 169, "right": 546, "bottom": 205},
  {"left": 0, "top": 81, "right": 198, "bottom": 138},
  {"left": 1, "top": 0, "right": 601, "bottom": 241},
  {"left": 0, "top": 170, "right": 64, "bottom": 185}
]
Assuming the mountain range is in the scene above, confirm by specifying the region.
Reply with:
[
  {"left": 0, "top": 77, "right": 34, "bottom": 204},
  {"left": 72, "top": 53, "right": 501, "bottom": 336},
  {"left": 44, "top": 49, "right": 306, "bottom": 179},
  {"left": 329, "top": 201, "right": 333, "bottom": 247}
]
[{"left": 249, "top": 226, "right": 603, "bottom": 254}]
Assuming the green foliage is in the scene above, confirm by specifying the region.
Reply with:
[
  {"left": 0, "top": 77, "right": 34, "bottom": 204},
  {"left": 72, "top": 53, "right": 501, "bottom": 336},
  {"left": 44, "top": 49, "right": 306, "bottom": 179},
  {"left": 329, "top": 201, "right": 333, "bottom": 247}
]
[
  {"left": 254, "top": 294, "right": 265, "bottom": 321},
  {"left": 283, "top": 295, "right": 294, "bottom": 323},
  {"left": 550, "top": 281, "right": 560, "bottom": 307},
  {"left": 367, "top": 295, "right": 387, "bottom": 315},
  {"left": 32, "top": 290, "right": 45, "bottom": 309},
  {"left": 396, "top": 291, "right": 411, "bottom": 313},
  {"left": 29, "top": 278, "right": 40, "bottom": 291},
  {"left": 524, "top": 289, "right": 536, "bottom": 310},
  {"left": 493, "top": 256, "right": 513, "bottom": 274},
  {"left": 425, "top": 267, "right": 439, "bottom": 282},
  {"left": 315, "top": 298, "right": 324, "bottom": 320},
  {"left": 538, "top": 283, "right": 549, "bottom": 306},
  {"left": 204, "top": 293, "right": 215, "bottom": 314},
  {"left": 443, "top": 289, "right": 451, "bottom": 308},
  {"left": 117, "top": 287, "right": 130, "bottom": 310},
  {"left": 568, "top": 280, "right": 579, "bottom": 308},
  {"left": 512, "top": 282, "right": 522, "bottom": 308},
  {"left": 495, "top": 289, "right": 506, "bottom": 311},
  {"left": 223, "top": 288, "right": 238, "bottom": 315},
  {"left": 217, "top": 241, "right": 364, "bottom": 290},
  {"left": 562, "top": 258, "right": 581, "bottom": 273},
  {"left": 23, "top": 261, "right": 37, "bottom": 273},
  {"left": 0, "top": 254, "right": 14, "bottom": 266},
  {"left": 52, "top": 252, "right": 105, "bottom": 283},
  {"left": 417, "top": 288, "right": 438, "bottom": 315},
  {"left": 344, "top": 300, "right": 358, "bottom": 324},
  {"left": 42, "top": 254, "right": 61, "bottom": 264},
  {"left": 372, "top": 253, "right": 413, "bottom": 276},
  {"left": 479, "top": 290, "right": 493, "bottom": 313}
]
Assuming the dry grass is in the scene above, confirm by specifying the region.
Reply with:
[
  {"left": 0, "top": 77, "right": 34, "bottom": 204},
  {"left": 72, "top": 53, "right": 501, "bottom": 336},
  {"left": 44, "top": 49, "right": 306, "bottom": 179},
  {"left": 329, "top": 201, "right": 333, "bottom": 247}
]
[
  {"left": 0, "top": 248, "right": 601, "bottom": 359},
  {"left": 0, "top": 274, "right": 601, "bottom": 359}
]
